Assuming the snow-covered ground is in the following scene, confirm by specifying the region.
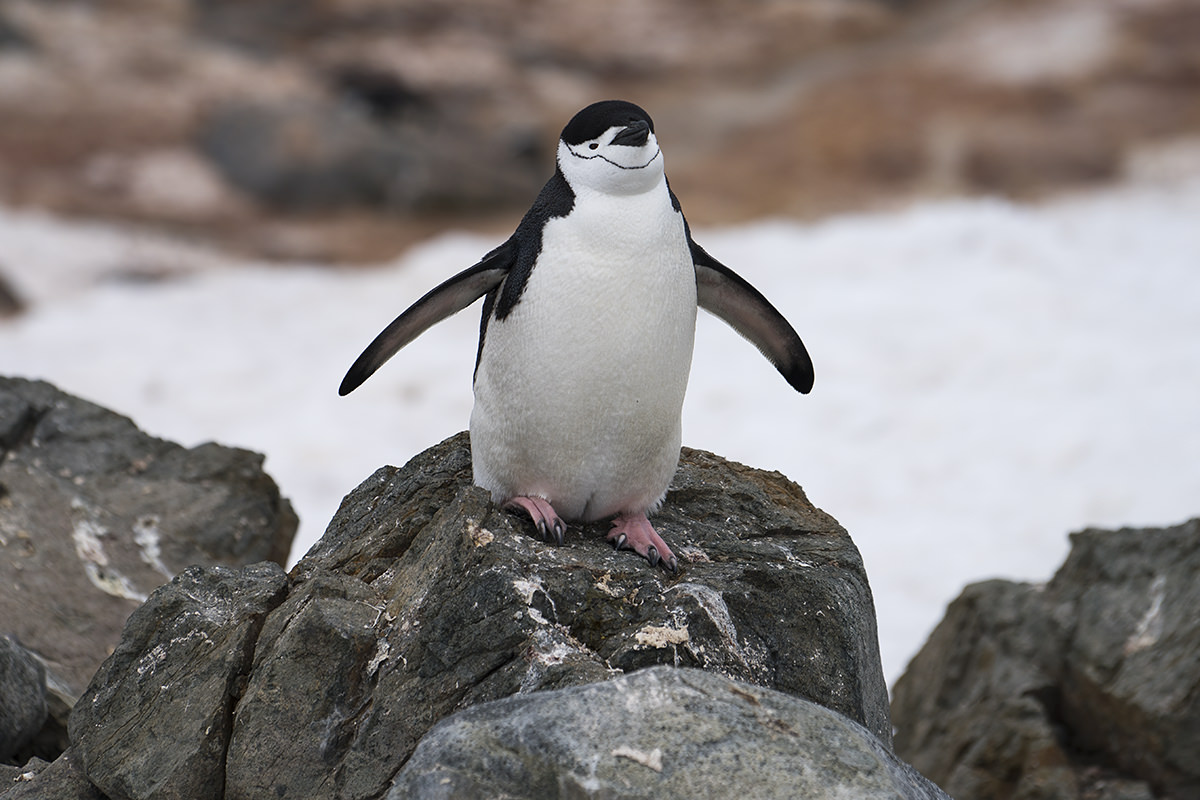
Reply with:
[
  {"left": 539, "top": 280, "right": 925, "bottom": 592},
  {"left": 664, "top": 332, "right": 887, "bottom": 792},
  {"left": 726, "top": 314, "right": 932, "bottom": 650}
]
[{"left": 3, "top": 173, "right": 1198, "bottom": 687}]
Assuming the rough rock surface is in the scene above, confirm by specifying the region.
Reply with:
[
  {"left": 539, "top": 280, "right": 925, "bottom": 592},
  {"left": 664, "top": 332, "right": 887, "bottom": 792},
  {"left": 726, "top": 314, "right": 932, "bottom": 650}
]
[
  {"left": 13, "top": 431, "right": 901, "bottom": 799},
  {"left": 390, "top": 665, "right": 950, "bottom": 800},
  {"left": 70, "top": 563, "right": 289, "bottom": 800},
  {"left": 0, "top": 749, "right": 104, "bottom": 800},
  {"left": 0, "top": 377, "right": 298, "bottom": 761},
  {"left": 0, "top": 638, "right": 45, "bottom": 764},
  {"left": 227, "top": 432, "right": 889, "bottom": 799},
  {"left": 892, "top": 518, "right": 1200, "bottom": 800}
]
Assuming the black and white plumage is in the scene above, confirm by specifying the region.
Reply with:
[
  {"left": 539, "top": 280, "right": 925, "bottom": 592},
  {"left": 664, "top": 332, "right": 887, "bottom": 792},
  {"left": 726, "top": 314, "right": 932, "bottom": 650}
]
[{"left": 340, "top": 100, "right": 813, "bottom": 571}]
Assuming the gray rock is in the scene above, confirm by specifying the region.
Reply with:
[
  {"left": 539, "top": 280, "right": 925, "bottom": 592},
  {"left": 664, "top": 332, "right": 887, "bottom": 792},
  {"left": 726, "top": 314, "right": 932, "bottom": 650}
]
[
  {"left": 0, "top": 749, "right": 106, "bottom": 800},
  {"left": 0, "top": 270, "right": 22, "bottom": 317},
  {"left": 892, "top": 518, "right": 1200, "bottom": 800},
  {"left": 1054, "top": 521, "right": 1200, "bottom": 797},
  {"left": 55, "top": 431, "right": 894, "bottom": 800},
  {"left": 69, "top": 562, "right": 288, "bottom": 800},
  {"left": 196, "top": 99, "right": 409, "bottom": 211},
  {"left": 0, "top": 10, "right": 32, "bottom": 53},
  {"left": 389, "top": 666, "right": 950, "bottom": 800},
  {"left": 222, "top": 431, "right": 889, "bottom": 800},
  {"left": 196, "top": 97, "right": 543, "bottom": 212},
  {"left": 0, "top": 637, "right": 46, "bottom": 764},
  {"left": 0, "top": 377, "right": 297, "bottom": 705}
]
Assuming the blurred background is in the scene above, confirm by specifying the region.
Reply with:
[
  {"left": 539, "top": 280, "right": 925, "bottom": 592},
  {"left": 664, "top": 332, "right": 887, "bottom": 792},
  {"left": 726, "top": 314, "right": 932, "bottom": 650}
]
[
  {"left": 3, "top": 0, "right": 1199, "bottom": 259},
  {"left": 2, "top": 0, "right": 1199, "bottom": 686}
]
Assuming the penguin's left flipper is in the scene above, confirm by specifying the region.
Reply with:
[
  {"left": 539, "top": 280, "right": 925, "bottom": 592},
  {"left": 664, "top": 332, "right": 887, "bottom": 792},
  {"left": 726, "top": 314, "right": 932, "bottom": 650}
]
[
  {"left": 339, "top": 245, "right": 512, "bottom": 396},
  {"left": 691, "top": 242, "right": 814, "bottom": 395}
]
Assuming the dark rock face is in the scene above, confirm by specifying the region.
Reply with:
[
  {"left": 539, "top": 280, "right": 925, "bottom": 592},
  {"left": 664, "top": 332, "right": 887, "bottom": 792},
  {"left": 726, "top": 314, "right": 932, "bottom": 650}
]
[
  {"left": 892, "top": 518, "right": 1200, "bottom": 800},
  {"left": 228, "top": 432, "right": 889, "bottom": 799},
  {"left": 0, "top": 270, "right": 23, "bottom": 318},
  {"left": 69, "top": 563, "right": 288, "bottom": 800},
  {"left": 0, "top": 638, "right": 46, "bottom": 763},
  {"left": 0, "top": 377, "right": 297, "bottom": 761},
  {"left": 389, "top": 665, "right": 950, "bottom": 800},
  {"left": 20, "top": 430, "right": 898, "bottom": 799},
  {"left": 0, "top": 749, "right": 105, "bottom": 800}
]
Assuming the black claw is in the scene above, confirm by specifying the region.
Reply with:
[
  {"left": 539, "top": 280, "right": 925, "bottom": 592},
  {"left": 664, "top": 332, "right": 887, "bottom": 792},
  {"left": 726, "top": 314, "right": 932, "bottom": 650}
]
[
  {"left": 666, "top": 556, "right": 679, "bottom": 573},
  {"left": 552, "top": 521, "right": 565, "bottom": 546},
  {"left": 647, "top": 546, "right": 660, "bottom": 568},
  {"left": 612, "top": 533, "right": 627, "bottom": 551},
  {"left": 535, "top": 519, "right": 549, "bottom": 541}
]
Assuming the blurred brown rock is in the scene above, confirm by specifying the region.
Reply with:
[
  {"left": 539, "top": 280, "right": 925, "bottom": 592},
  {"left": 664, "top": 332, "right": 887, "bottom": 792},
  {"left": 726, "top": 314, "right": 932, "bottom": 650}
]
[{"left": 0, "top": 0, "right": 1198, "bottom": 260}]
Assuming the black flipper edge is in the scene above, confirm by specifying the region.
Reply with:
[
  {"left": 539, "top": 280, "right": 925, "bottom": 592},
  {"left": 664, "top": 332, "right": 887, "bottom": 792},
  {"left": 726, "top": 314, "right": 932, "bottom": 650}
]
[
  {"left": 691, "top": 241, "right": 814, "bottom": 394},
  {"left": 339, "top": 244, "right": 512, "bottom": 395}
]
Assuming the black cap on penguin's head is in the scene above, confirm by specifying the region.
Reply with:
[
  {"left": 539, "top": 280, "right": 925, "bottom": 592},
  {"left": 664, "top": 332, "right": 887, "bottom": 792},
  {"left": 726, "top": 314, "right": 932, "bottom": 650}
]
[{"left": 561, "top": 100, "right": 655, "bottom": 146}]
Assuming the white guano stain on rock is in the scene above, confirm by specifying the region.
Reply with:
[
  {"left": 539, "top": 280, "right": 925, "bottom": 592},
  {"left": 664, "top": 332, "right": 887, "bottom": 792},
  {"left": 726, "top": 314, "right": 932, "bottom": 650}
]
[
  {"left": 465, "top": 520, "right": 494, "bottom": 546},
  {"left": 513, "top": 575, "right": 555, "bottom": 625},
  {"left": 1124, "top": 573, "right": 1167, "bottom": 655},
  {"left": 70, "top": 500, "right": 148, "bottom": 602},
  {"left": 133, "top": 515, "right": 174, "bottom": 579},
  {"left": 635, "top": 624, "right": 690, "bottom": 649},
  {"left": 612, "top": 745, "right": 664, "bottom": 772}
]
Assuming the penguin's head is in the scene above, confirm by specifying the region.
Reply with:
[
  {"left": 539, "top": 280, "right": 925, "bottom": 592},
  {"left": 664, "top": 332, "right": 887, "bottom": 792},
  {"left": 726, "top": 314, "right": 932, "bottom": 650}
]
[{"left": 557, "top": 100, "right": 664, "bottom": 196}]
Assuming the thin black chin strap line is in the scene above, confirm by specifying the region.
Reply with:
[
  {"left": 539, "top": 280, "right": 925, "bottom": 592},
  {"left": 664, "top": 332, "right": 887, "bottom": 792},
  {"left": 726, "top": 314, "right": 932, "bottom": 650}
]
[{"left": 567, "top": 146, "right": 662, "bottom": 171}]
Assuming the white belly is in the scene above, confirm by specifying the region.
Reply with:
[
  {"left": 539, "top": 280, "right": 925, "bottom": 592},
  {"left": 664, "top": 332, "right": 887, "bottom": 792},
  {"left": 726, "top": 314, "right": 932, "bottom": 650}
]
[{"left": 470, "top": 190, "right": 697, "bottom": 521}]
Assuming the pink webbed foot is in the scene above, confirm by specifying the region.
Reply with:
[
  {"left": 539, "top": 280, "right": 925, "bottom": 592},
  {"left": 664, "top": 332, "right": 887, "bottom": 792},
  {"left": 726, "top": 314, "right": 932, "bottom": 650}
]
[
  {"left": 503, "top": 496, "right": 566, "bottom": 545},
  {"left": 607, "top": 512, "right": 678, "bottom": 573}
]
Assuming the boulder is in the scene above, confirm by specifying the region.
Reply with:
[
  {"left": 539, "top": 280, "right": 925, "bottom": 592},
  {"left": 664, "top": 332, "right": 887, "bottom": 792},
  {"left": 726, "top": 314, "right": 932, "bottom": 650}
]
[
  {"left": 0, "top": 270, "right": 22, "bottom": 317},
  {"left": 390, "top": 665, "right": 950, "bottom": 800},
  {"left": 41, "top": 431, "right": 897, "bottom": 800},
  {"left": 0, "top": 638, "right": 45, "bottom": 763},
  {"left": 0, "top": 377, "right": 298, "bottom": 761},
  {"left": 0, "top": 750, "right": 105, "bottom": 800},
  {"left": 195, "top": 96, "right": 544, "bottom": 213},
  {"left": 891, "top": 518, "right": 1200, "bottom": 800},
  {"left": 69, "top": 563, "right": 289, "bottom": 800}
]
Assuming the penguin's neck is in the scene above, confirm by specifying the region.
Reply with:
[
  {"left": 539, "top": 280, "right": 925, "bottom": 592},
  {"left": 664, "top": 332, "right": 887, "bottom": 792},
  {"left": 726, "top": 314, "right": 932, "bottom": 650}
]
[{"left": 565, "top": 175, "right": 679, "bottom": 250}]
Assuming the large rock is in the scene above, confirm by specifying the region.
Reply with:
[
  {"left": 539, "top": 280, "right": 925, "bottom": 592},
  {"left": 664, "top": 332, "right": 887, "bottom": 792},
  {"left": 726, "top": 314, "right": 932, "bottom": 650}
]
[
  {"left": 390, "top": 665, "right": 950, "bottom": 800},
  {"left": 892, "top": 518, "right": 1200, "bottom": 800},
  {"left": 0, "top": 638, "right": 45, "bottom": 763},
  {"left": 70, "top": 563, "right": 289, "bottom": 800},
  {"left": 35, "top": 431, "right": 897, "bottom": 800},
  {"left": 0, "top": 749, "right": 104, "bottom": 800},
  {"left": 0, "top": 377, "right": 298, "bottom": 761},
  {"left": 196, "top": 97, "right": 544, "bottom": 213}
]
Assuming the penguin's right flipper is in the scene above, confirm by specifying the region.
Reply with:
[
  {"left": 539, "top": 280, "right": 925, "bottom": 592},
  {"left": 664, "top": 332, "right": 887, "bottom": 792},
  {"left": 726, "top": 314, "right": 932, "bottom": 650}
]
[
  {"left": 690, "top": 241, "right": 814, "bottom": 395},
  {"left": 339, "top": 244, "right": 512, "bottom": 395}
]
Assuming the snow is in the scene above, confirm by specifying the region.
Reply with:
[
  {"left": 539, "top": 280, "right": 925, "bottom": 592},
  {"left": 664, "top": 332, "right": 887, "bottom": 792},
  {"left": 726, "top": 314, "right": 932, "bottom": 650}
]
[{"left": 3, "top": 174, "right": 1199, "bottom": 687}]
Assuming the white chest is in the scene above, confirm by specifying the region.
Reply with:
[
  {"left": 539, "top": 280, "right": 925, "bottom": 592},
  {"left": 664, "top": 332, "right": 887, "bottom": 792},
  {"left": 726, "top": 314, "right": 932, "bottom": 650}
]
[{"left": 469, "top": 180, "right": 699, "bottom": 517}]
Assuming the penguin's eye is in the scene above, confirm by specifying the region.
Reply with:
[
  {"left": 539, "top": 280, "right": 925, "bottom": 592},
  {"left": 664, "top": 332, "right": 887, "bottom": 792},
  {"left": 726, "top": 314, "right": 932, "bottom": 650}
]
[{"left": 589, "top": 143, "right": 599, "bottom": 150}]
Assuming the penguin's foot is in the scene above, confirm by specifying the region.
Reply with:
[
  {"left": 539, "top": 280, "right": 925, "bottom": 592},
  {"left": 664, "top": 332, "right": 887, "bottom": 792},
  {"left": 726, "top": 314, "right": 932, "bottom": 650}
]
[
  {"left": 607, "top": 512, "right": 678, "bottom": 573},
  {"left": 503, "top": 496, "right": 566, "bottom": 545}
]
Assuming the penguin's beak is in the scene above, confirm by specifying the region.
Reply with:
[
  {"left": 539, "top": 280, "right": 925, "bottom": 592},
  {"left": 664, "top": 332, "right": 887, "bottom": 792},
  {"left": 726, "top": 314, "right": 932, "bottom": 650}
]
[{"left": 611, "top": 120, "right": 650, "bottom": 147}]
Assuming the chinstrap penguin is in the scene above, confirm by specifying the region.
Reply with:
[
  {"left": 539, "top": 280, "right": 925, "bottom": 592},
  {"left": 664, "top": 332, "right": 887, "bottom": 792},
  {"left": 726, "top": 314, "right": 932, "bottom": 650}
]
[{"left": 340, "top": 100, "right": 813, "bottom": 572}]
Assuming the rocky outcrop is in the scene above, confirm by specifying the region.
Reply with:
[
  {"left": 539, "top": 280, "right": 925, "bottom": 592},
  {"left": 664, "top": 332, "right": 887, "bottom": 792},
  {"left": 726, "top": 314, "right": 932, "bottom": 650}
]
[
  {"left": 0, "top": 750, "right": 102, "bottom": 800},
  {"left": 71, "top": 563, "right": 289, "bottom": 800},
  {"left": 5, "top": 429, "right": 913, "bottom": 799},
  {"left": 0, "top": 377, "right": 298, "bottom": 763},
  {"left": 891, "top": 518, "right": 1200, "bottom": 800},
  {"left": 0, "top": 638, "right": 45, "bottom": 763},
  {"left": 390, "top": 665, "right": 949, "bottom": 800}
]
